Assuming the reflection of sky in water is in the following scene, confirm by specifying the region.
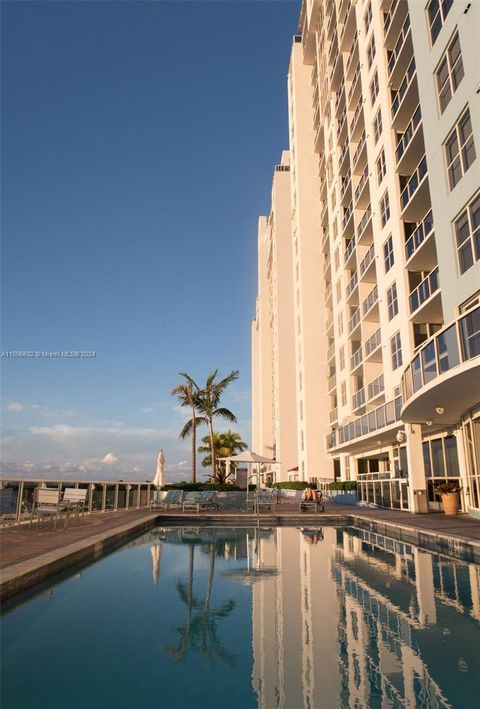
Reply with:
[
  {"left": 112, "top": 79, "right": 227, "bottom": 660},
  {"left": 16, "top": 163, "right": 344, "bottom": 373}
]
[{"left": 1, "top": 526, "right": 479, "bottom": 709}]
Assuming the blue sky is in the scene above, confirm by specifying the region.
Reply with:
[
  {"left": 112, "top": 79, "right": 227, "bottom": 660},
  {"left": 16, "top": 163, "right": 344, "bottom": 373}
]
[{"left": 1, "top": 0, "right": 300, "bottom": 481}]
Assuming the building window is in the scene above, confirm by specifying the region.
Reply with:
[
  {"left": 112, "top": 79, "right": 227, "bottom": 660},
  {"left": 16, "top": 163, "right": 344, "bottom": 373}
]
[
  {"left": 455, "top": 193, "right": 480, "bottom": 274},
  {"left": 339, "top": 346, "right": 345, "bottom": 371},
  {"left": 373, "top": 109, "right": 382, "bottom": 145},
  {"left": 364, "top": 1, "right": 372, "bottom": 33},
  {"left": 383, "top": 235, "right": 394, "bottom": 272},
  {"left": 387, "top": 282, "right": 398, "bottom": 320},
  {"left": 445, "top": 109, "right": 476, "bottom": 190},
  {"left": 391, "top": 331, "right": 403, "bottom": 370},
  {"left": 336, "top": 279, "right": 342, "bottom": 303},
  {"left": 334, "top": 247, "right": 340, "bottom": 271},
  {"left": 380, "top": 191, "right": 390, "bottom": 228},
  {"left": 367, "top": 34, "right": 376, "bottom": 70},
  {"left": 338, "top": 312, "right": 344, "bottom": 336},
  {"left": 370, "top": 71, "right": 379, "bottom": 106},
  {"left": 427, "top": 0, "right": 453, "bottom": 46},
  {"left": 341, "top": 381, "right": 347, "bottom": 407},
  {"left": 376, "top": 149, "right": 386, "bottom": 185},
  {"left": 436, "top": 33, "right": 464, "bottom": 114}
]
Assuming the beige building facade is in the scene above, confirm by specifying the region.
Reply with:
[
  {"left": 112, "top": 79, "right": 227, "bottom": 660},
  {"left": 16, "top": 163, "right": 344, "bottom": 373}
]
[{"left": 252, "top": 0, "right": 480, "bottom": 515}]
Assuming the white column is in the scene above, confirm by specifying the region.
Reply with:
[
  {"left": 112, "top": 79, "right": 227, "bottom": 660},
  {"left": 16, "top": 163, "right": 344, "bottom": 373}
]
[{"left": 406, "top": 425, "right": 428, "bottom": 513}]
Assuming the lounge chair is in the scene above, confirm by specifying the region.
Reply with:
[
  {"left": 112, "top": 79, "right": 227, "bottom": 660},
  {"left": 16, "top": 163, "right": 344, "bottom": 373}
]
[
  {"left": 62, "top": 488, "right": 88, "bottom": 522},
  {"left": 153, "top": 489, "right": 184, "bottom": 510},
  {"left": 247, "top": 490, "right": 275, "bottom": 512},
  {"left": 299, "top": 496, "right": 325, "bottom": 513},
  {"left": 29, "top": 488, "right": 66, "bottom": 529},
  {"left": 182, "top": 491, "right": 219, "bottom": 513}
]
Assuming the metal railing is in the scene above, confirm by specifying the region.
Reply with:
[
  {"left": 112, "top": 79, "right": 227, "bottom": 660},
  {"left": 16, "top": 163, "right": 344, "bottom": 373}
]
[
  {"left": 328, "top": 372, "right": 337, "bottom": 391},
  {"left": 354, "top": 167, "right": 369, "bottom": 205},
  {"left": 352, "top": 388, "right": 365, "bottom": 410},
  {"left": 383, "top": 0, "right": 399, "bottom": 35},
  {"left": 409, "top": 267, "right": 439, "bottom": 314},
  {"left": 345, "top": 40, "right": 358, "bottom": 77},
  {"left": 348, "top": 308, "right": 361, "bottom": 333},
  {"left": 405, "top": 210, "right": 434, "bottom": 260},
  {"left": 346, "top": 271, "right": 358, "bottom": 298},
  {"left": 344, "top": 235, "right": 356, "bottom": 263},
  {"left": 362, "top": 284, "right": 378, "bottom": 316},
  {"left": 391, "top": 57, "right": 416, "bottom": 119},
  {"left": 395, "top": 104, "right": 422, "bottom": 164},
  {"left": 357, "top": 206, "right": 372, "bottom": 240},
  {"left": 351, "top": 347, "right": 363, "bottom": 370},
  {"left": 400, "top": 155, "right": 428, "bottom": 211},
  {"left": 367, "top": 374, "right": 385, "bottom": 401},
  {"left": 352, "top": 130, "right": 366, "bottom": 168},
  {"left": 365, "top": 328, "right": 382, "bottom": 357},
  {"left": 359, "top": 243, "right": 375, "bottom": 278},
  {"left": 327, "top": 395, "right": 403, "bottom": 449},
  {"left": 342, "top": 202, "right": 353, "bottom": 231},
  {"left": 387, "top": 15, "right": 411, "bottom": 78}
]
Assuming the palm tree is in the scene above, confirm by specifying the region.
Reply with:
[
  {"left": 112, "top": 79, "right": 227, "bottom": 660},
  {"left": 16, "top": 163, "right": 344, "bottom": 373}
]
[
  {"left": 171, "top": 372, "right": 203, "bottom": 484},
  {"left": 196, "top": 370, "right": 239, "bottom": 482},
  {"left": 198, "top": 431, "right": 248, "bottom": 483}
]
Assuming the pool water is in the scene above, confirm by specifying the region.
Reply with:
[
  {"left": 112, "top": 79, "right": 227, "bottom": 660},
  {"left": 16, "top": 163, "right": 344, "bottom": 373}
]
[{"left": 2, "top": 526, "right": 479, "bottom": 708}]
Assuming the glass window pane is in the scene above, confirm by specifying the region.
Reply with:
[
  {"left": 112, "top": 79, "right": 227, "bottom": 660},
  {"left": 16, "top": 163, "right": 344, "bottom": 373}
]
[
  {"left": 444, "top": 436, "right": 460, "bottom": 476},
  {"left": 455, "top": 211, "right": 470, "bottom": 245},
  {"left": 422, "top": 341, "right": 437, "bottom": 383},
  {"left": 431, "top": 438, "right": 445, "bottom": 476},
  {"left": 412, "top": 354, "right": 422, "bottom": 392},
  {"left": 423, "top": 442, "right": 432, "bottom": 477},
  {"left": 437, "top": 325, "right": 460, "bottom": 373}
]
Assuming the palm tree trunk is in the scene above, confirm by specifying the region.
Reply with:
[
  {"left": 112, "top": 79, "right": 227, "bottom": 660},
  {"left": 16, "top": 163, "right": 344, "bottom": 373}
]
[
  {"left": 208, "top": 419, "right": 216, "bottom": 483},
  {"left": 191, "top": 408, "right": 196, "bottom": 484}
]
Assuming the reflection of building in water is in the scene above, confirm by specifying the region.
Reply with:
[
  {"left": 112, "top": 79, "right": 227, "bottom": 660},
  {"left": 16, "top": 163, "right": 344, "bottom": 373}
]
[
  {"left": 251, "top": 527, "right": 479, "bottom": 708},
  {"left": 332, "top": 529, "right": 480, "bottom": 708},
  {"left": 150, "top": 544, "right": 162, "bottom": 584}
]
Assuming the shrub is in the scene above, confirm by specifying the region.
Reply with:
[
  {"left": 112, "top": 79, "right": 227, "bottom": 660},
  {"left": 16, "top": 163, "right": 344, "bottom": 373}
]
[
  {"left": 163, "top": 482, "right": 242, "bottom": 492},
  {"left": 271, "top": 481, "right": 309, "bottom": 490},
  {"left": 435, "top": 480, "right": 462, "bottom": 495},
  {"left": 327, "top": 481, "right": 357, "bottom": 491}
]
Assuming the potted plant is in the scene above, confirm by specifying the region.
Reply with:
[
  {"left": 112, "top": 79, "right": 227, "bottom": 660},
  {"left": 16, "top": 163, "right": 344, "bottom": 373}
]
[{"left": 435, "top": 480, "right": 462, "bottom": 516}]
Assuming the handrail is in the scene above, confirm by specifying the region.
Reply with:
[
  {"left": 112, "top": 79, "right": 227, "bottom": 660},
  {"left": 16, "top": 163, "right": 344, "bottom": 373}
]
[
  {"left": 352, "top": 388, "right": 365, "bottom": 410},
  {"left": 362, "top": 284, "right": 378, "bottom": 315},
  {"left": 345, "top": 39, "right": 358, "bottom": 77},
  {"left": 383, "top": 0, "right": 399, "bottom": 34},
  {"left": 400, "top": 155, "right": 428, "bottom": 211},
  {"left": 395, "top": 105, "right": 422, "bottom": 164},
  {"left": 391, "top": 57, "right": 416, "bottom": 119},
  {"left": 367, "top": 374, "right": 385, "bottom": 400},
  {"left": 346, "top": 271, "right": 358, "bottom": 298},
  {"left": 405, "top": 210, "right": 434, "bottom": 260},
  {"left": 348, "top": 308, "right": 361, "bottom": 333},
  {"left": 357, "top": 206, "right": 372, "bottom": 239},
  {"left": 354, "top": 167, "right": 369, "bottom": 204},
  {"left": 409, "top": 267, "right": 439, "bottom": 313},
  {"left": 359, "top": 243, "right": 375, "bottom": 278},
  {"left": 327, "top": 395, "right": 403, "bottom": 449},
  {"left": 365, "top": 328, "right": 382, "bottom": 357},
  {"left": 387, "top": 15, "right": 411, "bottom": 78},
  {"left": 351, "top": 347, "right": 363, "bottom": 370},
  {"left": 342, "top": 202, "right": 353, "bottom": 230},
  {"left": 352, "top": 131, "right": 366, "bottom": 168},
  {"left": 344, "top": 235, "right": 356, "bottom": 263}
]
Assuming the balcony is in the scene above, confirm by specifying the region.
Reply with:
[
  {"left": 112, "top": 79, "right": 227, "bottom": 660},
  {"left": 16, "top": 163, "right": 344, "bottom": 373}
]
[
  {"left": 364, "top": 328, "right": 382, "bottom": 361},
  {"left": 409, "top": 267, "right": 442, "bottom": 323},
  {"left": 327, "top": 342, "right": 335, "bottom": 362},
  {"left": 352, "top": 131, "right": 367, "bottom": 175},
  {"left": 342, "top": 202, "right": 354, "bottom": 236},
  {"left": 405, "top": 210, "right": 436, "bottom": 270},
  {"left": 401, "top": 306, "right": 480, "bottom": 426},
  {"left": 359, "top": 243, "right": 376, "bottom": 282},
  {"left": 348, "top": 308, "right": 361, "bottom": 335},
  {"left": 349, "top": 100, "right": 364, "bottom": 141},
  {"left": 320, "top": 202, "right": 329, "bottom": 226},
  {"left": 314, "top": 121, "right": 325, "bottom": 154},
  {"left": 347, "top": 66, "right": 361, "bottom": 108},
  {"left": 345, "top": 40, "right": 358, "bottom": 80},
  {"left": 352, "top": 388, "right": 365, "bottom": 412},
  {"left": 325, "top": 281, "right": 333, "bottom": 303},
  {"left": 322, "top": 255, "right": 331, "bottom": 279},
  {"left": 395, "top": 104, "right": 423, "bottom": 173},
  {"left": 338, "top": 141, "right": 350, "bottom": 175},
  {"left": 362, "top": 285, "right": 379, "bottom": 321},
  {"left": 328, "top": 372, "right": 337, "bottom": 393},
  {"left": 367, "top": 374, "right": 385, "bottom": 402},
  {"left": 344, "top": 235, "right": 356, "bottom": 268},
  {"left": 326, "top": 312, "right": 334, "bottom": 332},
  {"left": 351, "top": 347, "right": 363, "bottom": 372},
  {"left": 335, "top": 83, "right": 346, "bottom": 118},
  {"left": 353, "top": 166, "right": 370, "bottom": 209},
  {"left": 331, "top": 47, "right": 344, "bottom": 91},
  {"left": 340, "top": 172, "right": 352, "bottom": 204},
  {"left": 337, "top": 108, "right": 348, "bottom": 141},
  {"left": 387, "top": 16, "right": 412, "bottom": 88},
  {"left": 346, "top": 271, "right": 359, "bottom": 302},
  {"left": 327, "top": 395, "right": 403, "bottom": 450},
  {"left": 400, "top": 155, "right": 430, "bottom": 221},
  {"left": 340, "top": 0, "right": 356, "bottom": 51},
  {"left": 383, "top": 0, "right": 408, "bottom": 49},
  {"left": 329, "top": 406, "right": 338, "bottom": 424},
  {"left": 391, "top": 58, "right": 418, "bottom": 131},
  {"left": 356, "top": 206, "right": 373, "bottom": 245}
]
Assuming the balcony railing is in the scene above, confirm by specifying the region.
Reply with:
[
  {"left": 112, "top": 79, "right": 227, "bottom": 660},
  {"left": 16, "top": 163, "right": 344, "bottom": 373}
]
[
  {"left": 402, "top": 306, "right": 480, "bottom": 404},
  {"left": 357, "top": 207, "right": 372, "bottom": 240},
  {"left": 344, "top": 235, "right": 356, "bottom": 263},
  {"left": 359, "top": 243, "right": 375, "bottom": 278},
  {"left": 400, "top": 155, "right": 428, "bottom": 212},
  {"left": 405, "top": 210, "right": 434, "bottom": 261},
  {"left": 340, "top": 172, "right": 352, "bottom": 199},
  {"left": 346, "top": 271, "right": 358, "bottom": 298},
  {"left": 339, "top": 142, "right": 349, "bottom": 166},
  {"left": 338, "top": 109, "right": 347, "bottom": 136},
  {"left": 367, "top": 374, "right": 385, "bottom": 401},
  {"left": 352, "top": 130, "right": 366, "bottom": 168},
  {"left": 395, "top": 105, "right": 422, "bottom": 165},
  {"left": 327, "top": 395, "right": 403, "bottom": 449},
  {"left": 351, "top": 347, "right": 363, "bottom": 370},
  {"left": 326, "top": 312, "right": 334, "bottom": 331},
  {"left": 345, "top": 40, "right": 358, "bottom": 77},
  {"left": 347, "top": 67, "right": 360, "bottom": 105},
  {"left": 409, "top": 267, "right": 439, "bottom": 314},
  {"left": 342, "top": 202, "right": 353, "bottom": 231},
  {"left": 383, "top": 0, "right": 399, "bottom": 34},
  {"left": 387, "top": 15, "right": 411, "bottom": 78},
  {"left": 329, "top": 407, "right": 338, "bottom": 424},
  {"left": 365, "top": 328, "right": 382, "bottom": 357},
  {"left": 348, "top": 308, "right": 361, "bottom": 333},
  {"left": 328, "top": 373, "right": 337, "bottom": 391},
  {"left": 362, "top": 285, "right": 378, "bottom": 316},
  {"left": 391, "top": 58, "right": 416, "bottom": 119},
  {"left": 349, "top": 100, "right": 363, "bottom": 135},
  {"left": 327, "top": 342, "right": 335, "bottom": 361},
  {"left": 354, "top": 167, "right": 369, "bottom": 204},
  {"left": 352, "top": 388, "right": 365, "bottom": 410}
]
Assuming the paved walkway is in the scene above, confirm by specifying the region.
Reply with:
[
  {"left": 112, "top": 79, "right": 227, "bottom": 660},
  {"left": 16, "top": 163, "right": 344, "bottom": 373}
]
[{"left": 2, "top": 502, "right": 479, "bottom": 571}]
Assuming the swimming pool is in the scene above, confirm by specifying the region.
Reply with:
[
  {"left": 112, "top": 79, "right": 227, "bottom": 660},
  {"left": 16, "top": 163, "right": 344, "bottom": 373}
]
[{"left": 2, "top": 526, "right": 479, "bottom": 708}]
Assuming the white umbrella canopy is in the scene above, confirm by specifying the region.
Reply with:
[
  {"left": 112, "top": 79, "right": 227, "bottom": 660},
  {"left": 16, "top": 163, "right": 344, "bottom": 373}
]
[
  {"left": 152, "top": 449, "right": 165, "bottom": 488},
  {"left": 218, "top": 451, "right": 279, "bottom": 464}
]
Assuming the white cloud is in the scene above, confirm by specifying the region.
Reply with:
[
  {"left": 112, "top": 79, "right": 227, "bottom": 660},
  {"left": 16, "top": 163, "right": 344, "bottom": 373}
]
[
  {"left": 6, "top": 401, "right": 24, "bottom": 412},
  {"left": 142, "top": 407, "right": 154, "bottom": 413},
  {"left": 178, "top": 460, "right": 187, "bottom": 469},
  {"left": 102, "top": 453, "right": 119, "bottom": 465}
]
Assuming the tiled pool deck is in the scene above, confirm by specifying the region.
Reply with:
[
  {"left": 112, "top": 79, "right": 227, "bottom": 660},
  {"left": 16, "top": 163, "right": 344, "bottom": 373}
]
[{"left": 1, "top": 502, "right": 480, "bottom": 601}]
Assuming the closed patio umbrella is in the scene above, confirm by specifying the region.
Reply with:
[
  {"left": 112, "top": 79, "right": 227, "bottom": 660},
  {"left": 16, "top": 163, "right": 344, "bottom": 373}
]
[{"left": 152, "top": 449, "right": 165, "bottom": 489}]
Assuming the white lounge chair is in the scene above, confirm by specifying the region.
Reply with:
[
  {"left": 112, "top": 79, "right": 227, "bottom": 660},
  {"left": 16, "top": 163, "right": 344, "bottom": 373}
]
[
  {"left": 62, "top": 488, "right": 88, "bottom": 522},
  {"left": 154, "top": 489, "right": 184, "bottom": 510},
  {"left": 182, "top": 491, "right": 219, "bottom": 513},
  {"left": 29, "top": 488, "right": 66, "bottom": 529}
]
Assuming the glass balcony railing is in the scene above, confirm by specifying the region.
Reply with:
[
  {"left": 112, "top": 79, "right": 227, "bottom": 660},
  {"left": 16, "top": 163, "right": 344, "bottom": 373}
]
[
  {"left": 329, "top": 407, "right": 338, "bottom": 424},
  {"left": 387, "top": 15, "right": 411, "bottom": 78},
  {"left": 348, "top": 308, "right": 361, "bottom": 333},
  {"left": 328, "top": 373, "right": 337, "bottom": 391},
  {"left": 327, "top": 342, "right": 335, "bottom": 361},
  {"left": 383, "top": 0, "right": 399, "bottom": 34},
  {"left": 349, "top": 100, "right": 363, "bottom": 135},
  {"left": 391, "top": 58, "right": 416, "bottom": 119},
  {"left": 346, "top": 271, "right": 358, "bottom": 298},
  {"left": 357, "top": 207, "right": 372, "bottom": 240},
  {"left": 347, "top": 67, "right": 360, "bottom": 105},
  {"left": 326, "top": 313, "right": 334, "bottom": 331},
  {"left": 359, "top": 243, "right": 375, "bottom": 278},
  {"left": 342, "top": 202, "right": 353, "bottom": 231},
  {"left": 405, "top": 210, "right": 434, "bottom": 260},
  {"left": 367, "top": 374, "right": 385, "bottom": 401},
  {"left": 354, "top": 167, "right": 369, "bottom": 204},
  {"left": 409, "top": 267, "right": 439, "bottom": 314},
  {"left": 340, "top": 173, "right": 352, "bottom": 199},
  {"left": 395, "top": 105, "right": 422, "bottom": 164},
  {"left": 339, "top": 142, "right": 349, "bottom": 166},
  {"left": 337, "top": 109, "right": 347, "bottom": 136},
  {"left": 365, "top": 328, "right": 382, "bottom": 357},
  {"left": 327, "top": 396, "right": 403, "bottom": 449},
  {"left": 344, "top": 235, "right": 356, "bottom": 263},
  {"left": 402, "top": 306, "right": 480, "bottom": 404},
  {"left": 345, "top": 41, "right": 358, "bottom": 77},
  {"left": 362, "top": 285, "right": 378, "bottom": 316},
  {"left": 352, "top": 130, "right": 366, "bottom": 168},
  {"left": 351, "top": 347, "right": 363, "bottom": 370},
  {"left": 352, "top": 388, "right": 365, "bottom": 410},
  {"left": 400, "top": 155, "right": 428, "bottom": 212}
]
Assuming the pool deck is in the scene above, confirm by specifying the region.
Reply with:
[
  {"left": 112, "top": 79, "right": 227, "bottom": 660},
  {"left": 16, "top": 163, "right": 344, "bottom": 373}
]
[{"left": 1, "top": 502, "right": 480, "bottom": 601}]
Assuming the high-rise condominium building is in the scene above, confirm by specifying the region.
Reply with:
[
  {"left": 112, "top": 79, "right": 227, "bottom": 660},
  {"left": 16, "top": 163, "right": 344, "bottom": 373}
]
[{"left": 252, "top": 0, "right": 480, "bottom": 515}]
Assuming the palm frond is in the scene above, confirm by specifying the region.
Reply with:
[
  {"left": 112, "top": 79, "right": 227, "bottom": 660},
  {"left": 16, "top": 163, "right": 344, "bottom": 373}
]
[{"left": 212, "top": 407, "right": 237, "bottom": 423}]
